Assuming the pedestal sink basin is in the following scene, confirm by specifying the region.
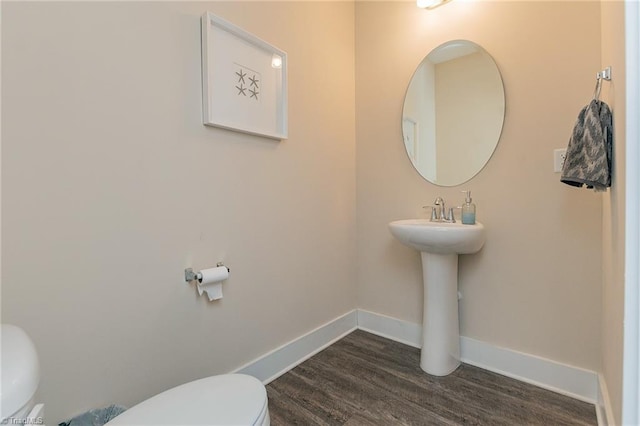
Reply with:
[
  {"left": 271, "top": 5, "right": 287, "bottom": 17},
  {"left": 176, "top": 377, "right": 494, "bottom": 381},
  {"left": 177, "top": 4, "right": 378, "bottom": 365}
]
[
  {"left": 388, "top": 219, "right": 485, "bottom": 254},
  {"left": 388, "top": 219, "right": 485, "bottom": 376}
]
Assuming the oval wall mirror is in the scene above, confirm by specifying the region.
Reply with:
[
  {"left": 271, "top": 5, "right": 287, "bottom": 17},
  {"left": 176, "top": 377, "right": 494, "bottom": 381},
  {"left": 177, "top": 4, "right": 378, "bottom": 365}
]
[{"left": 402, "top": 40, "right": 505, "bottom": 186}]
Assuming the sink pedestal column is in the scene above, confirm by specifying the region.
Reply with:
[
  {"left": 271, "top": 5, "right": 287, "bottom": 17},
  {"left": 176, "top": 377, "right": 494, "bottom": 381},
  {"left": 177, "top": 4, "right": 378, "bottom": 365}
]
[{"left": 420, "top": 252, "right": 460, "bottom": 376}]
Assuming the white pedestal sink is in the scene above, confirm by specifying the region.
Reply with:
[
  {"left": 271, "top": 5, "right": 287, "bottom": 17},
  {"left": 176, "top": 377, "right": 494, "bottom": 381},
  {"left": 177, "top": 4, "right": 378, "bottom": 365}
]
[{"left": 388, "top": 219, "right": 485, "bottom": 376}]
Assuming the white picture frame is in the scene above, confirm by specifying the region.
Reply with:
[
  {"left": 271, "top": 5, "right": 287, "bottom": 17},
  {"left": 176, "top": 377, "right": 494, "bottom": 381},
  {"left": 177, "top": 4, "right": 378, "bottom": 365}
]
[{"left": 201, "top": 12, "right": 288, "bottom": 140}]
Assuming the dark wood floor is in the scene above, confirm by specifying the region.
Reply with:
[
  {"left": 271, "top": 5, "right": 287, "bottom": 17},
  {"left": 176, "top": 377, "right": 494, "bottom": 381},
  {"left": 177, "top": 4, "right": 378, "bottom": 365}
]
[{"left": 266, "top": 330, "right": 597, "bottom": 425}]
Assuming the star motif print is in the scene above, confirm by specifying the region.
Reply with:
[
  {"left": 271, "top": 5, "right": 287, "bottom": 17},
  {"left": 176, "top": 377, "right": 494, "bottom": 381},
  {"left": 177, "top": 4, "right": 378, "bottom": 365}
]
[{"left": 235, "top": 66, "right": 260, "bottom": 102}]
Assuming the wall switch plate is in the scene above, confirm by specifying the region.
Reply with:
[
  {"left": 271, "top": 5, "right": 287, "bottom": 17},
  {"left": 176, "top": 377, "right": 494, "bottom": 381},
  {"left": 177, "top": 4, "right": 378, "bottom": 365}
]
[{"left": 554, "top": 149, "right": 567, "bottom": 173}]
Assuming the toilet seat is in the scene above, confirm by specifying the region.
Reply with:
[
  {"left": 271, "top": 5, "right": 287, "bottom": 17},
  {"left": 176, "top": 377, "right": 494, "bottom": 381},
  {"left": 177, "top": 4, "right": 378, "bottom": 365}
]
[
  {"left": 105, "top": 374, "right": 269, "bottom": 425},
  {"left": 1, "top": 325, "right": 41, "bottom": 423}
]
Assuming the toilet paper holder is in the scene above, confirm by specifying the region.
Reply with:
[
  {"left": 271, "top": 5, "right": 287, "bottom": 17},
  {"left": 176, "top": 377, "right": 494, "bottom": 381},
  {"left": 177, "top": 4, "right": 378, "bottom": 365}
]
[{"left": 185, "top": 262, "right": 230, "bottom": 283}]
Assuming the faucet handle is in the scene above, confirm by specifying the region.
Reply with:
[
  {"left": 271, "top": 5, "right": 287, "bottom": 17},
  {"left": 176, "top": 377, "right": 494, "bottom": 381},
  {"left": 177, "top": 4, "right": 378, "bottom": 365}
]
[
  {"left": 423, "top": 205, "right": 438, "bottom": 222},
  {"left": 445, "top": 207, "right": 457, "bottom": 223},
  {"left": 434, "top": 196, "right": 444, "bottom": 205}
]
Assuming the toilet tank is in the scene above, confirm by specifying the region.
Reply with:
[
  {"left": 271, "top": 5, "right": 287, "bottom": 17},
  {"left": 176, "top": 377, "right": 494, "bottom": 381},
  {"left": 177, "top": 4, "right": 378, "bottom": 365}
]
[{"left": 1, "top": 324, "right": 41, "bottom": 421}]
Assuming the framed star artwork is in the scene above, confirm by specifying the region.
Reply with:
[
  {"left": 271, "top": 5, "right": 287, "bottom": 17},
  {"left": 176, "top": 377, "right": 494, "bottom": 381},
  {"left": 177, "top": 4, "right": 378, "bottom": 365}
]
[{"left": 201, "top": 12, "right": 288, "bottom": 140}]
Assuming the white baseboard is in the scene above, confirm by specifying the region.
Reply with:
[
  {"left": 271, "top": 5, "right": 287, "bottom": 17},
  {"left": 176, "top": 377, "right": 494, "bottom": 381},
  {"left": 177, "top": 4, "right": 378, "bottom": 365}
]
[
  {"left": 597, "top": 373, "right": 616, "bottom": 426},
  {"left": 357, "top": 309, "right": 599, "bottom": 404},
  {"left": 233, "top": 310, "right": 357, "bottom": 384},
  {"left": 357, "top": 309, "right": 421, "bottom": 348},
  {"left": 235, "top": 308, "right": 604, "bottom": 412},
  {"left": 460, "top": 336, "right": 598, "bottom": 404}
]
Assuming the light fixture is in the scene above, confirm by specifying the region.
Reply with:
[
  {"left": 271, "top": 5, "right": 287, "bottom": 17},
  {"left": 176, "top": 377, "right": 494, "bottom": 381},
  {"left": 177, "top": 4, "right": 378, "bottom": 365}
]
[
  {"left": 417, "top": 0, "right": 452, "bottom": 9},
  {"left": 271, "top": 54, "right": 282, "bottom": 69}
]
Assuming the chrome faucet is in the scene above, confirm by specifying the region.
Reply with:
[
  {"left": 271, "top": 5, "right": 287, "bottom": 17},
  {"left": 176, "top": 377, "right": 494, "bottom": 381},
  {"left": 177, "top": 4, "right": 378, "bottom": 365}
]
[
  {"left": 434, "top": 197, "right": 445, "bottom": 221},
  {"left": 425, "top": 197, "right": 456, "bottom": 223}
]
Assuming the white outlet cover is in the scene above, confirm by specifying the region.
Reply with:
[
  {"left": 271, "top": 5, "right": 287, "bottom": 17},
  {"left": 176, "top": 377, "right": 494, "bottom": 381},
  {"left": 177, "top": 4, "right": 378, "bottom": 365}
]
[{"left": 554, "top": 149, "right": 567, "bottom": 172}]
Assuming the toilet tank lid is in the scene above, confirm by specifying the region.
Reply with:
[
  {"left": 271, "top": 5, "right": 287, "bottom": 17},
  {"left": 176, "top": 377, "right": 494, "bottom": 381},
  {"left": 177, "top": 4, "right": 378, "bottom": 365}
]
[
  {"left": 105, "top": 374, "right": 268, "bottom": 425},
  {"left": 1, "top": 325, "right": 40, "bottom": 419}
]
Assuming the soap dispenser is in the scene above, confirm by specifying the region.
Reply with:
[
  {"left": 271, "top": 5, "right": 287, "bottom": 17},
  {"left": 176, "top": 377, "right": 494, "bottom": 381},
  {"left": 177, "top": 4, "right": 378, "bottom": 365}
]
[{"left": 461, "top": 190, "right": 476, "bottom": 225}]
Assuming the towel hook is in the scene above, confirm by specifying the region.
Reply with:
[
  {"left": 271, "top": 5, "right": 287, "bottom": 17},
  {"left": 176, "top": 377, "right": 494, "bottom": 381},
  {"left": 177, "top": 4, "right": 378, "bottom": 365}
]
[
  {"left": 593, "top": 79, "right": 602, "bottom": 101},
  {"left": 593, "top": 66, "right": 612, "bottom": 101},
  {"left": 597, "top": 66, "right": 612, "bottom": 81}
]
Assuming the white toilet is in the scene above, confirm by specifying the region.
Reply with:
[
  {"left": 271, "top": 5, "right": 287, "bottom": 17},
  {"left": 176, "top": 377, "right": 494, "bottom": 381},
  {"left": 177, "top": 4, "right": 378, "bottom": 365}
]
[
  {"left": 1, "top": 324, "right": 270, "bottom": 426},
  {"left": 1, "top": 324, "right": 45, "bottom": 425},
  {"left": 105, "top": 373, "right": 270, "bottom": 425}
]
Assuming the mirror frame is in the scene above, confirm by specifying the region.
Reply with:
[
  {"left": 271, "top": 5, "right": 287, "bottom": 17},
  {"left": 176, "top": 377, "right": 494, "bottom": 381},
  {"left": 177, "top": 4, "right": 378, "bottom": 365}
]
[{"left": 402, "top": 40, "right": 505, "bottom": 187}]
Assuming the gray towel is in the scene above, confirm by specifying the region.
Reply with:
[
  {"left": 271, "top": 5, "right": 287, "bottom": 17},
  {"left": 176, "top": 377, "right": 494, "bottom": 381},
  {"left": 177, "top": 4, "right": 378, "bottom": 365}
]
[
  {"left": 561, "top": 99, "right": 613, "bottom": 191},
  {"left": 59, "top": 405, "right": 127, "bottom": 426}
]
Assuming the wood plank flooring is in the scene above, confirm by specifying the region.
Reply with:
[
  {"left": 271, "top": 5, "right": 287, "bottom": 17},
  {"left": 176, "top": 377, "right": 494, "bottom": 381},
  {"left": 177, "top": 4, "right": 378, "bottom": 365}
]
[{"left": 266, "top": 330, "right": 597, "bottom": 425}]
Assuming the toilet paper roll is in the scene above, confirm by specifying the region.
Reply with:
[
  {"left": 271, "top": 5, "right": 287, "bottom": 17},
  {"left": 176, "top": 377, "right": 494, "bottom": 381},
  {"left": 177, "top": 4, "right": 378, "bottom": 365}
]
[
  {"left": 196, "top": 266, "right": 229, "bottom": 301},
  {"left": 197, "top": 266, "right": 229, "bottom": 284}
]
